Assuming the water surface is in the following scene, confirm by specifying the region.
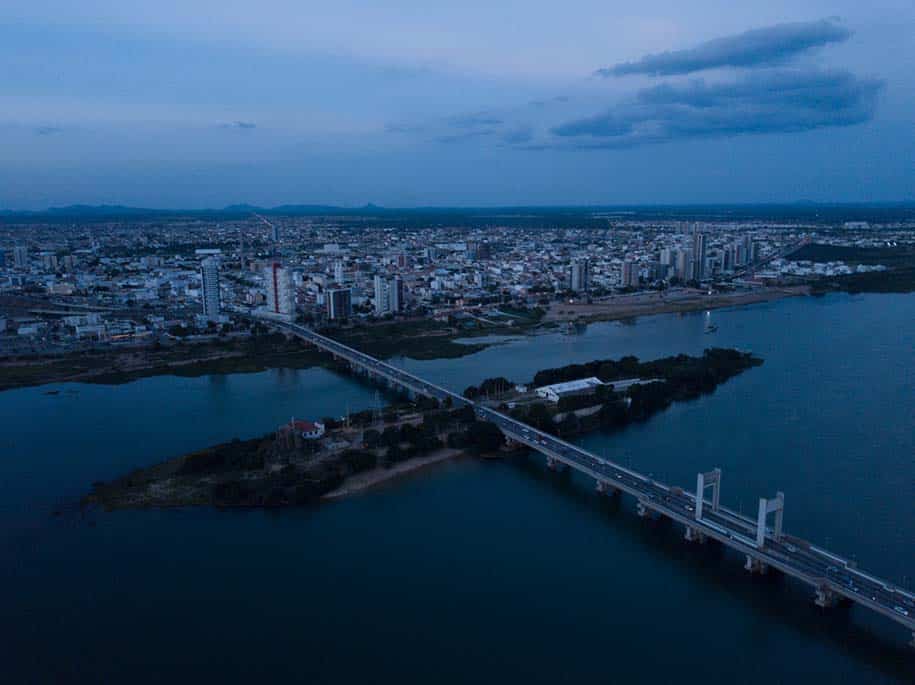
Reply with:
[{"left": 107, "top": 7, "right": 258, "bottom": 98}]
[{"left": 2, "top": 293, "right": 913, "bottom": 683}]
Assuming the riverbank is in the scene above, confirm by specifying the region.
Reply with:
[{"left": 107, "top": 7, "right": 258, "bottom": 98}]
[
  {"left": 544, "top": 285, "right": 809, "bottom": 323},
  {"left": 0, "top": 335, "right": 328, "bottom": 391},
  {"left": 322, "top": 447, "right": 466, "bottom": 499},
  {"left": 0, "top": 318, "right": 507, "bottom": 392},
  {"left": 1, "top": 289, "right": 785, "bottom": 393}
]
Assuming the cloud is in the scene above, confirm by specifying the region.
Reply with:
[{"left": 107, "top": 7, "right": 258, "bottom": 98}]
[
  {"left": 388, "top": 110, "right": 506, "bottom": 143},
  {"left": 551, "top": 69, "right": 882, "bottom": 148},
  {"left": 218, "top": 120, "right": 256, "bottom": 130},
  {"left": 446, "top": 112, "right": 503, "bottom": 129},
  {"left": 35, "top": 126, "right": 62, "bottom": 136},
  {"left": 500, "top": 125, "right": 534, "bottom": 145},
  {"left": 435, "top": 128, "right": 499, "bottom": 144},
  {"left": 596, "top": 19, "right": 852, "bottom": 77}
]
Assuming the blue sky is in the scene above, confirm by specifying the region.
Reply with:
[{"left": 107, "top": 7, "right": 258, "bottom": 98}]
[{"left": 1, "top": 1, "right": 913, "bottom": 209}]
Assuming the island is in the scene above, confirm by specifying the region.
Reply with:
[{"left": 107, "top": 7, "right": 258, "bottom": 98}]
[{"left": 84, "top": 347, "right": 761, "bottom": 510}]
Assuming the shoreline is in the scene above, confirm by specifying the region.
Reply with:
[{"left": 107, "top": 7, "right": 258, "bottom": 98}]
[
  {"left": 0, "top": 285, "right": 809, "bottom": 393},
  {"left": 321, "top": 447, "right": 467, "bottom": 500},
  {"left": 543, "top": 285, "right": 810, "bottom": 324}
]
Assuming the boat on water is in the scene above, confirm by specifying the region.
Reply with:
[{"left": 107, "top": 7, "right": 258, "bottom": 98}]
[{"left": 704, "top": 324, "right": 718, "bottom": 334}]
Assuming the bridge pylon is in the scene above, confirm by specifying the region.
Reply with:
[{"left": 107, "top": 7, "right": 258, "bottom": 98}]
[
  {"left": 694, "top": 467, "right": 721, "bottom": 520},
  {"left": 755, "top": 491, "right": 785, "bottom": 548}
]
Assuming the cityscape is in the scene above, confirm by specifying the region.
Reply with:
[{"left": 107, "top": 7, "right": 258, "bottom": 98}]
[
  {"left": 2, "top": 2, "right": 915, "bottom": 684},
  {"left": 1, "top": 210, "right": 910, "bottom": 356}
]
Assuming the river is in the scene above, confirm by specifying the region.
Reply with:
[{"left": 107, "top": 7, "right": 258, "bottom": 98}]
[{"left": 2, "top": 292, "right": 913, "bottom": 683}]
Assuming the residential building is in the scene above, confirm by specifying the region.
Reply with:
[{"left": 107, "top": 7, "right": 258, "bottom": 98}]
[
  {"left": 568, "top": 258, "right": 590, "bottom": 292},
  {"left": 200, "top": 257, "right": 221, "bottom": 320},
  {"left": 13, "top": 245, "right": 28, "bottom": 268},
  {"left": 327, "top": 288, "right": 352, "bottom": 321},
  {"left": 265, "top": 262, "right": 294, "bottom": 318}
]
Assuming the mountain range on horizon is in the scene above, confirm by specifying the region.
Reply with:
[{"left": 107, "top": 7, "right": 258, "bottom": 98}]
[{"left": 2, "top": 199, "right": 915, "bottom": 221}]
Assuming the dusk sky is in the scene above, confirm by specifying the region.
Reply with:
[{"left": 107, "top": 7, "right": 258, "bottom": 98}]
[{"left": 2, "top": 2, "right": 913, "bottom": 209}]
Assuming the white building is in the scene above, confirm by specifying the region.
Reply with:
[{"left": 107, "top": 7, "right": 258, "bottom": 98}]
[
  {"left": 568, "top": 259, "right": 590, "bottom": 292},
  {"left": 200, "top": 257, "right": 221, "bottom": 321},
  {"left": 535, "top": 377, "right": 604, "bottom": 403},
  {"left": 373, "top": 275, "right": 405, "bottom": 316}
]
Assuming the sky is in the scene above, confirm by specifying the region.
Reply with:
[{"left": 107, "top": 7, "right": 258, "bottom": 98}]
[{"left": 1, "top": 2, "right": 913, "bottom": 209}]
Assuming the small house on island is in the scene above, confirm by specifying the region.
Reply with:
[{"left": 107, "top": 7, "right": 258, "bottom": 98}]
[{"left": 278, "top": 418, "right": 326, "bottom": 443}]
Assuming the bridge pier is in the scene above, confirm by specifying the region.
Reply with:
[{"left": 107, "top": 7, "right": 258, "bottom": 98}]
[
  {"left": 744, "top": 555, "right": 768, "bottom": 575},
  {"left": 546, "top": 456, "right": 566, "bottom": 472},
  {"left": 596, "top": 481, "right": 621, "bottom": 497},
  {"left": 814, "top": 585, "right": 839, "bottom": 609},
  {"left": 684, "top": 525, "right": 706, "bottom": 543},
  {"left": 636, "top": 500, "right": 652, "bottom": 518}
]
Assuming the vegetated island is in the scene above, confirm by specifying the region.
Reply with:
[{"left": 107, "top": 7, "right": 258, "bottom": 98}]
[{"left": 84, "top": 347, "right": 761, "bottom": 510}]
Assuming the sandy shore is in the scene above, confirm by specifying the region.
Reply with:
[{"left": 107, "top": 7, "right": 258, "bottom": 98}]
[
  {"left": 545, "top": 285, "right": 809, "bottom": 323},
  {"left": 322, "top": 447, "right": 466, "bottom": 500}
]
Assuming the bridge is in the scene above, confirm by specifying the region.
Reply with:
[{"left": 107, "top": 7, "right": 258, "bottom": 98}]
[{"left": 267, "top": 317, "right": 915, "bottom": 646}]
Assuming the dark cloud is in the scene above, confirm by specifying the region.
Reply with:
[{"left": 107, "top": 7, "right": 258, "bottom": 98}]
[
  {"left": 551, "top": 69, "right": 882, "bottom": 148},
  {"left": 500, "top": 125, "right": 534, "bottom": 145},
  {"left": 435, "top": 128, "right": 498, "bottom": 144},
  {"left": 596, "top": 19, "right": 852, "bottom": 78}
]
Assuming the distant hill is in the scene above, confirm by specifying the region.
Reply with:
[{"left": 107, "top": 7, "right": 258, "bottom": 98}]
[{"left": 2, "top": 201, "right": 914, "bottom": 225}]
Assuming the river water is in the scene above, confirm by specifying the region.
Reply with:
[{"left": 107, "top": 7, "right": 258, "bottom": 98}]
[{"left": 2, "top": 293, "right": 913, "bottom": 683}]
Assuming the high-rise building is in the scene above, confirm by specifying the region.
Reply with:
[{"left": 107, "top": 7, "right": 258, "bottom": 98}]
[
  {"left": 333, "top": 260, "right": 346, "bottom": 285},
  {"left": 13, "top": 245, "right": 28, "bottom": 268},
  {"left": 200, "top": 257, "right": 221, "bottom": 320},
  {"left": 327, "top": 288, "right": 352, "bottom": 321},
  {"left": 676, "top": 249, "right": 695, "bottom": 281},
  {"left": 265, "top": 262, "right": 294, "bottom": 318},
  {"left": 693, "top": 233, "right": 707, "bottom": 280},
  {"left": 390, "top": 276, "right": 404, "bottom": 313},
  {"left": 568, "top": 258, "right": 590, "bottom": 292},
  {"left": 373, "top": 275, "right": 405, "bottom": 316},
  {"left": 40, "top": 252, "right": 58, "bottom": 271},
  {"left": 373, "top": 275, "right": 388, "bottom": 316},
  {"left": 466, "top": 241, "right": 491, "bottom": 261},
  {"left": 621, "top": 261, "right": 640, "bottom": 288}
]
